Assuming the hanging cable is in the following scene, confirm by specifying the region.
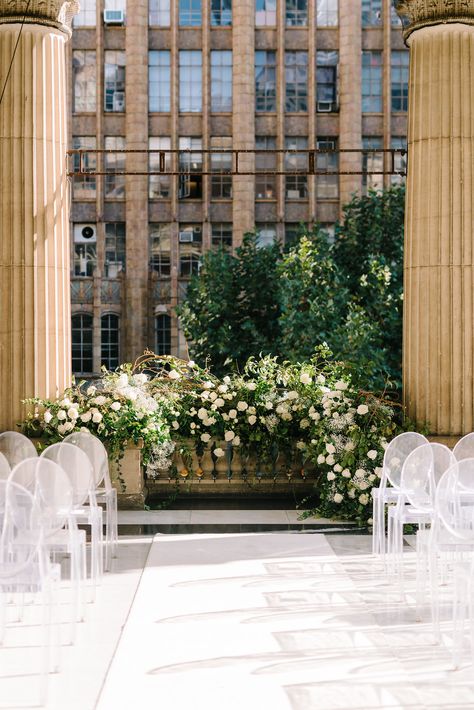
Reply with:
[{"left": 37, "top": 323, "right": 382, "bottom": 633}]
[{"left": 0, "top": 0, "right": 33, "bottom": 107}]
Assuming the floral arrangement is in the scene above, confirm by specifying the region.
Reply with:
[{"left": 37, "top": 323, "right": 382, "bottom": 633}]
[{"left": 23, "top": 348, "right": 405, "bottom": 523}]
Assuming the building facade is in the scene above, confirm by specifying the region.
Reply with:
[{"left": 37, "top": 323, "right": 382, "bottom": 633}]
[{"left": 69, "top": 0, "right": 408, "bottom": 374}]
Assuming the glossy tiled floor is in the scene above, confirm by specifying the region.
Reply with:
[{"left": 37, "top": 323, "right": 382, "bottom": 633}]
[{"left": 1, "top": 516, "right": 473, "bottom": 709}]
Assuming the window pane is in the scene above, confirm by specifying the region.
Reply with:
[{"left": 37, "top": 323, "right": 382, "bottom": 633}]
[
  {"left": 150, "top": 224, "right": 172, "bottom": 275},
  {"left": 362, "top": 136, "right": 383, "bottom": 193},
  {"left": 149, "top": 137, "right": 171, "bottom": 198},
  {"left": 255, "top": 51, "right": 277, "bottom": 112},
  {"left": 178, "top": 137, "right": 202, "bottom": 199},
  {"left": 210, "top": 136, "right": 232, "bottom": 199},
  {"left": 104, "top": 136, "right": 126, "bottom": 199},
  {"left": 362, "top": 51, "right": 382, "bottom": 112},
  {"left": 316, "top": 0, "right": 338, "bottom": 26},
  {"left": 104, "top": 50, "right": 126, "bottom": 112},
  {"left": 179, "top": 0, "right": 201, "bottom": 26},
  {"left": 73, "top": 51, "right": 96, "bottom": 112},
  {"left": 391, "top": 50, "right": 409, "bottom": 112},
  {"left": 155, "top": 314, "right": 171, "bottom": 355},
  {"left": 72, "top": 137, "right": 96, "bottom": 199},
  {"left": 316, "top": 137, "right": 339, "bottom": 199},
  {"left": 285, "top": 136, "right": 308, "bottom": 199},
  {"left": 211, "top": 51, "right": 232, "bottom": 112},
  {"left": 179, "top": 225, "right": 202, "bottom": 276},
  {"left": 256, "top": 223, "right": 277, "bottom": 248},
  {"left": 391, "top": 136, "right": 407, "bottom": 185},
  {"left": 179, "top": 51, "right": 202, "bottom": 113},
  {"left": 74, "top": 0, "right": 96, "bottom": 26},
  {"left": 286, "top": 0, "right": 307, "bottom": 26},
  {"left": 149, "top": 51, "right": 171, "bottom": 112},
  {"left": 255, "top": 136, "right": 276, "bottom": 200},
  {"left": 149, "top": 0, "right": 170, "bottom": 25},
  {"left": 101, "top": 314, "right": 120, "bottom": 370},
  {"left": 255, "top": 0, "right": 276, "bottom": 26},
  {"left": 105, "top": 222, "right": 126, "bottom": 276},
  {"left": 72, "top": 313, "right": 93, "bottom": 374},
  {"left": 211, "top": 0, "right": 231, "bottom": 26},
  {"left": 316, "top": 50, "right": 338, "bottom": 109},
  {"left": 362, "top": 0, "right": 382, "bottom": 26},
  {"left": 211, "top": 223, "right": 233, "bottom": 249},
  {"left": 285, "top": 51, "right": 308, "bottom": 112},
  {"left": 73, "top": 223, "right": 97, "bottom": 277}
]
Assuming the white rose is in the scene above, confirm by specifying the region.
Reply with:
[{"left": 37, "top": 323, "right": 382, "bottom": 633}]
[
  {"left": 172, "top": 421, "right": 179, "bottom": 430},
  {"left": 358, "top": 481, "right": 368, "bottom": 490},
  {"left": 60, "top": 398, "right": 71, "bottom": 407},
  {"left": 348, "top": 489, "right": 356, "bottom": 499},
  {"left": 375, "top": 467, "right": 383, "bottom": 478},
  {"left": 168, "top": 370, "right": 181, "bottom": 380},
  {"left": 317, "top": 454, "right": 326, "bottom": 465},
  {"left": 359, "top": 493, "right": 369, "bottom": 505},
  {"left": 92, "top": 412, "right": 102, "bottom": 423},
  {"left": 317, "top": 375, "right": 326, "bottom": 384},
  {"left": 357, "top": 404, "right": 369, "bottom": 415},
  {"left": 213, "top": 448, "right": 225, "bottom": 457},
  {"left": 333, "top": 464, "right": 342, "bottom": 473},
  {"left": 327, "top": 472, "right": 336, "bottom": 481},
  {"left": 264, "top": 401, "right": 273, "bottom": 410},
  {"left": 111, "top": 401, "right": 121, "bottom": 412},
  {"left": 335, "top": 380, "right": 348, "bottom": 391},
  {"left": 197, "top": 408, "right": 208, "bottom": 420},
  {"left": 57, "top": 410, "right": 67, "bottom": 421},
  {"left": 246, "top": 382, "right": 257, "bottom": 391},
  {"left": 215, "top": 398, "right": 225, "bottom": 407},
  {"left": 63, "top": 421, "right": 74, "bottom": 432},
  {"left": 134, "top": 373, "right": 147, "bottom": 385},
  {"left": 355, "top": 468, "right": 366, "bottom": 479},
  {"left": 117, "top": 374, "right": 128, "bottom": 388},
  {"left": 326, "top": 443, "right": 336, "bottom": 454},
  {"left": 201, "top": 433, "right": 211, "bottom": 443},
  {"left": 248, "top": 406, "right": 256, "bottom": 414},
  {"left": 188, "top": 360, "right": 196, "bottom": 368},
  {"left": 224, "top": 430, "right": 235, "bottom": 442},
  {"left": 43, "top": 411, "right": 53, "bottom": 424},
  {"left": 326, "top": 454, "right": 335, "bottom": 465},
  {"left": 300, "top": 419, "right": 310, "bottom": 429},
  {"left": 345, "top": 441, "right": 355, "bottom": 451},
  {"left": 57, "top": 423, "right": 67, "bottom": 435},
  {"left": 222, "top": 413, "right": 229, "bottom": 421},
  {"left": 237, "top": 401, "right": 248, "bottom": 411},
  {"left": 223, "top": 376, "right": 231, "bottom": 385},
  {"left": 233, "top": 436, "right": 240, "bottom": 446},
  {"left": 287, "top": 391, "right": 298, "bottom": 400},
  {"left": 80, "top": 411, "right": 92, "bottom": 422},
  {"left": 190, "top": 423, "right": 196, "bottom": 429},
  {"left": 209, "top": 391, "right": 217, "bottom": 401},
  {"left": 342, "top": 469, "right": 351, "bottom": 478},
  {"left": 300, "top": 372, "right": 312, "bottom": 385},
  {"left": 203, "top": 381, "right": 214, "bottom": 389},
  {"left": 228, "top": 409, "right": 237, "bottom": 419},
  {"left": 94, "top": 396, "right": 107, "bottom": 406},
  {"left": 67, "top": 408, "right": 79, "bottom": 420},
  {"left": 86, "top": 385, "right": 97, "bottom": 396},
  {"left": 296, "top": 441, "right": 306, "bottom": 450},
  {"left": 203, "top": 418, "right": 213, "bottom": 426},
  {"left": 248, "top": 415, "right": 257, "bottom": 425},
  {"left": 368, "top": 473, "right": 376, "bottom": 482},
  {"left": 218, "top": 384, "right": 228, "bottom": 393},
  {"left": 367, "top": 449, "right": 377, "bottom": 460},
  {"left": 201, "top": 391, "right": 210, "bottom": 400},
  {"left": 334, "top": 493, "right": 343, "bottom": 504}
]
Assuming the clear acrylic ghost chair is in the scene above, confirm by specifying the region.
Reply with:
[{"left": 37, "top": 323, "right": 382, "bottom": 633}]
[
  {"left": 64, "top": 431, "right": 117, "bottom": 571},
  {"left": 0, "top": 453, "right": 11, "bottom": 529},
  {"left": 40, "top": 443, "right": 104, "bottom": 589},
  {"left": 453, "top": 433, "right": 474, "bottom": 461},
  {"left": 435, "top": 460, "right": 474, "bottom": 667},
  {"left": 0, "top": 479, "right": 60, "bottom": 706},
  {"left": 372, "top": 431, "right": 429, "bottom": 557},
  {"left": 0, "top": 431, "right": 37, "bottom": 469},
  {"left": 396, "top": 443, "right": 456, "bottom": 611}
]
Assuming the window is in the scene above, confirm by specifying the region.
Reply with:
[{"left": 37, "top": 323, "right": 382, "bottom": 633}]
[
  {"left": 285, "top": 224, "right": 300, "bottom": 247},
  {"left": 211, "top": 0, "right": 231, "bottom": 25},
  {"left": 179, "top": 0, "right": 201, "bottom": 25},
  {"left": 285, "top": 51, "right": 308, "bottom": 112},
  {"left": 104, "top": 136, "right": 126, "bottom": 199},
  {"left": 72, "top": 314, "right": 93, "bottom": 374},
  {"left": 149, "top": 51, "right": 171, "bottom": 112},
  {"left": 104, "top": 0, "right": 126, "bottom": 10},
  {"left": 255, "top": 136, "right": 276, "bottom": 200},
  {"left": 255, "top": 51, "right": 277, "bottom": 112},
  {"left": 256, "top": 224, "right": 277, "bottom": 248},
  {"left": 362, "top": 51, "right": 382, "bottom": 112},
  {"left": 73, "top": 223, "right": 97, "bottom": 277},
  {"left": 179, "top": 51, "right": 202, "bottom": 113},
  {"left": 316, "top": 50, "right": 338, "bottom": 110},
  {"left": 73, "top": 51, "right": 96, "bottom": 112},
  {"left": 316, "top": 138, "right": 338, "bottom": 199},
  {"left": 179, "top": 225, "right": 202, "bottom": 276},
  {"left": 362, "top": 0, "right": 382, "bottom": 26},
  {"left": 74, "top": 0, "right": 96, "bottom": 26},
  {"left": 391, "top": 136, "right": 407, "bottom": 185},
  {"left": 149, "top": 137, "right": 171, "bottom": 198},
  {"left": 362, "top": 136, "right": 384, "bottom": 193},
  {"left": 391, "top": 4, "right": 402, "bottom": 25},
  {"left": 104, "top": 51, "right": 126, "bottom": 112},
  {"left": 316, "top": 0, "right": 337, "bottom": 26},
  {"left": 72, "top": 137, "right": 96, "bottom": 199},
  {"left": 286, "top": 0, "right": 307, "bottom": 25},
  {"left": 285, "top": 137, "right": 308, "bottom": 199},
  {"left": 101, "top": 314, "right": 120, "bottom": 370},
  {"left": 320, "top": 223, "right": 336, "bottom": 242},
  {"left": 391, "top": 50, "right": 409, "bottom": 112},
  {"left": 155, "top": 314, "right": 171, "bottom": 355},
  {"left": 149, "top": 0, "right": 170, "bottom": 25},
  {"left": 105, "top": 223, "right": 126, "bottom": 276},
  {"left": 150, "top": 224, "right": 172, "bottom": 275},
  {"left": 211, "top": 51, "right": 232, "bottom": 112},
  {"left": 211, "top": 224, "right": 233, "bottom": 249},
  {"left": 255, "top": 0, "right": 276, "bottom": 26},
  {"left": 179, "top": 137, "right": 202, "bottom": 199},
  {"left": 210, "top": 137, "right": 232, "bottom": 199}
]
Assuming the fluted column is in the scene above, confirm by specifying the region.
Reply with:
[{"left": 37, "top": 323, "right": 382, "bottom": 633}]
[
  {"left": 0, "top": 1, "right": 76, "bottom": 430},
  {"left": 395, "top": 1, "right": 474, "bottom": 435}
]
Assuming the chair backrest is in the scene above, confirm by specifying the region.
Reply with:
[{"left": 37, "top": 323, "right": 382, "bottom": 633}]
[
  {"left": 383, "top": 431, "right": 429, "bottom": 489},
  {"left": 0, "top": 431, "right": 37, "bottom": 469},
  {"left": 9, "top": 457, "right": 41, "bottom": 492},
  {"left": 436, "top": 459, "right": 474, "bottom": 541},
  {"left": 34, "top": 458, "right": 74, "bottom": 536},
  {"left": 40, "top": 442, "right": 95, "bottom": 507},
  {"left": 0, "top": 479, "right": 42, "bottom": 578},
  {"left": 0, "top": 452, "right": 10, "bottom": 480},
  {"left": 453, "top": 432, "right": 474, "bottom": 461},
  {"left": 401, "top": 442, "right": 456, "bottom": 511},
  {"left": 63, "top": 431, "right": 111, "bottom": 491}
]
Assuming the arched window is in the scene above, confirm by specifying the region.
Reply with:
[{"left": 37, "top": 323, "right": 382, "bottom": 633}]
[
  {"left": 101, "top": 314, "right": 120, "bottom": 370},
  {"left": 155, "top": 314, "right": 171, "bottom": 355},
  {"left": 72, "top": 313, "right": 93, "bottom": 374}
]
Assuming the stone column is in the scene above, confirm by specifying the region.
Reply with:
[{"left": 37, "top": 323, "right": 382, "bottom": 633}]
[
  {"left": 0, "top": 0, "right": 77, "bottom": 431},
  {"left": 395, "top": 1, "right": 474, "bottom": 436},
  {"left": 232, "top": 0, "right": 255, "bottom": 246}
]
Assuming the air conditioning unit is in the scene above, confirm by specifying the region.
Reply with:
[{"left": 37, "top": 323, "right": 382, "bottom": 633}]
[
  {"left": 317, "top": 101, "right": 333, "bottom": 113},
  {"left": 179, "top": 231, "right": 193, "bottom": 243},
  {"left": 74, "top": 224, "right": 97, "bottom": 244},
  {"left": 113, "top": 92, "right": 125, "bottom": 112},
  {"left": 103, "top": 9, "right": 125, "bottom": 24}
]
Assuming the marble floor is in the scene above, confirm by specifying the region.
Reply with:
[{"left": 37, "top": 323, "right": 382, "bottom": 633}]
[{"left": 1, "top": 516, "right": 473, "bottom": 710}]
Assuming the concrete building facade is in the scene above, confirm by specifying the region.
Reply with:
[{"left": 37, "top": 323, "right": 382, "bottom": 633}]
[{"left": 69, "top": 0, "right": 409, "bottom": 374}]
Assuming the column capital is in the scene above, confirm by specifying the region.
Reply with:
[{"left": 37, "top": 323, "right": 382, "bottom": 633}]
[
  {"left": 0, "top": 0, "right": 78, "bottom": 36},
  {"left": 394, "top": 0, "right": 474, "bottom": 41}
]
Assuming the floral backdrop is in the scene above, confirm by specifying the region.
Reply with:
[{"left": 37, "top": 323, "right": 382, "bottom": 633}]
[{"left": 23, "top": 347, "right": 406, "bottom": 524}]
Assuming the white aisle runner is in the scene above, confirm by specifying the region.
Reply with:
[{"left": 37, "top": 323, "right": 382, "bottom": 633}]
[{"left": 96, "top": 533, "right": 474, "bottom": 710}]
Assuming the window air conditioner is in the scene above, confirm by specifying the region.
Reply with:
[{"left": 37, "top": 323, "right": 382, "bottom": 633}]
[
  {"left": 317, "top": 101, "right": 333, "bottom": 112},
  {"left": 113, "top": 92, "right": 125, "bottom": 111},
  {"left": 103, "top": 9, "right": 125, "bottom": 24},
  {"left": 74, "top": 224, "right": 97, "bottom": 244},
  {"left": 179, "top": 231, "right": 193, "bottom": 243}
]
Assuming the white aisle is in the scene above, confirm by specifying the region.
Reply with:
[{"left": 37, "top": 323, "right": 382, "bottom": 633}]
[{"left": 96, "top": 533, "right": 474, "bottom": 710}]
